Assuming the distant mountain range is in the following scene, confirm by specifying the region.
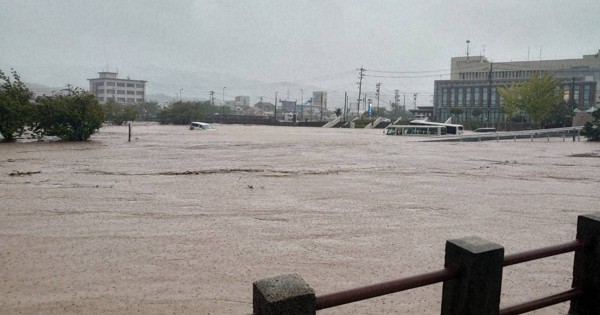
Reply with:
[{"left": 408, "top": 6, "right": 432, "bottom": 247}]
[{"left": 21, "top": 64, "right": 339, "bottom": 107}]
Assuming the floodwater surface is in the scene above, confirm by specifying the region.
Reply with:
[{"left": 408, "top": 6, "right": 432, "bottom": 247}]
[{"left": 1, "top": 123, "right": 599, "bottom": 314}]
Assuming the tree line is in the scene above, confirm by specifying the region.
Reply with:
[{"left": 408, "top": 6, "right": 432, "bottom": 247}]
[{"left": 0, "top": 69, "right": 224, "bottom": 142}]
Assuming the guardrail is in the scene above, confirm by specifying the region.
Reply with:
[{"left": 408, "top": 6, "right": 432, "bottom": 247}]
[
  {"left": 430, "top": 127, "right": 583, "bottom": 142},
  {"left": 253, "top": 213, "right": 600, "bottom": 315}
]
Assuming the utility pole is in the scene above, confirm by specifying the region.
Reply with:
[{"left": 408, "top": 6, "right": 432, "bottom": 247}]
[
  {"left": 300, "top": 89, "right": 303, "bottom": 120},
  {"left": 222, "top": 87, "right": 226, "bottom": 115},
  {"left": 210, "top": 91, "right": 214, "bottom": 106},
  {"left": 571, "top": 76, "right": 576, "bottom": 109},
  {"left": 357, "top": 67, "right": 365, "bottom": 117},
  {"left": 344, "top": 92, "right": 347, "bottom": 122},
  {"left": 179, "top": 88, "right": 183, "bottom": 101},
  {"left": 487, "top": 62, "right": 493, "bottom": 124},
  {"left": 376, "top": 83, "right": 381, "bottom": 116},
  {"left": 394, "top": 89, "right": 399, "bottom": 117},
  {"left": 274, "top": 92, "right": 278, "bottom": 122},
  {"left": 413, "top": 93, "right": 417, "bottom": 109}
]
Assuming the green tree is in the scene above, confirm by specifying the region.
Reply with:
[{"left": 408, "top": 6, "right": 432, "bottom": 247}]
[
  {"left": 0, "top": 69, "right": 34, "bottom": 141},
  {"left": 497, "top": 83, "right": 522, "bottom": 123},
  {"left": 134, "top": 101, "right": 160, "bottom": 121},
  {"left": 157, "top": 101, "right": 208, "bottom": 125},
  {"left": 334, "top": 108, "right": 342, "bottom": 117},
  {"left": 102, "top": 100, "right": 137, "bottom": 125},
  {"left": 35, "top": 89, "right": 104, "bottom": 141},
  {"left": 542, "top": 101, "right": 572, "bottom": 128},
  {"left": 520, "top": 73, "right": 562, "bottom": 127},
  {"left": 580, "top": 109, "right": 600, "bottom": 141}
]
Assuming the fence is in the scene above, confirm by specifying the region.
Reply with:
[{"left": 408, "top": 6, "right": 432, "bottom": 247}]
[{"left": 252, "top": 213, "right": 600, "bottom": 315}]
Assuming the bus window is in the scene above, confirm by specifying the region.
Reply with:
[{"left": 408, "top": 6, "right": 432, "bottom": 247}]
[{"left": 386, "top": 127, "right": 396, "bottom": 135}]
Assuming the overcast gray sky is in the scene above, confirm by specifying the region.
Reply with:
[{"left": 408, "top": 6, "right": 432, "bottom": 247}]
[{"left": 1, "top": 0, "right": 599, "bottom": 106}]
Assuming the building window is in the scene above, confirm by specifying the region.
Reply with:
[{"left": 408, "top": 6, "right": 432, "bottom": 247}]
[
  {"left": 107, "top": 82, "right": 115, "bottom": 86},
  {"left": 474, "top": 87, "right": 480, "bottom": 107},
  {"left": 465, "top": 87, "right": 471, "bottom": 107},
  {"left": 117, "top": 83, "right": 125, "bottom": 87},
  {"left": 136, "top": 91, "right": 144, "bottom": 95},
  {"left": 117, "top": 97, "right": 126, "bottom": 102},
  {"left": 583, "top": 85, "right": 590, "bottom": 107},
  {"left": 117, "top": 90, "right": 125, "bottom": 94},
  {"left": 95, "top": 82, "right": 104, "bottom": 87},
  {"left": 457, "top": 88, "right": 463, "bottom": 105},
  {"left": 482, "top": 88, "right": 488, "bottom": 106},
  {"left": 127, "top": 91, "right": 135, "bottom": 95},
  {"left": 126, "top": 98, "right": 135, "bottom": 103},
  {"left": 136, "top": 84, "right": 144, "bottom": 88},
  {"left": 96, "top": 89, "right": 105, "bottom": 94},
  {"left": 450, "top": 87, "right": 456, "bottom": 107},
  {"left": 127, "top": 83, "right": 135, "bottom": 88},
  {"left": 106, "top": 89, "right": 115, "bottom": 94},
  {"left": 442, "top": 88, "right": 448, "bottom": 107}
]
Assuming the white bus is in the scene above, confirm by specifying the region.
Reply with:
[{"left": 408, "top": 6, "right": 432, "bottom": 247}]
[
  {"left": 409, "top": 118, "right": 464, "bottom": 135},
  {"left": 384, "top": 125, "right": 447, "bottom": 136}
]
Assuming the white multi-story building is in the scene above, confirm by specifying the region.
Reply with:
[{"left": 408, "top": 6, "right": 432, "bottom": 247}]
[{"left": 88, "top": 71, "right": 146, "bottom": 104}]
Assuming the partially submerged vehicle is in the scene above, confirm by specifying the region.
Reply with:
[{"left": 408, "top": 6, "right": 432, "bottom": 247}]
[
  {"left": 384, "top": 125, "right": 447, "bottom": 136},
  {"left": 409, "top": 117, "right": 464, "bottom": 135},
  {"left": 189, "top": 122, "right": 215, "bottom": 130}
]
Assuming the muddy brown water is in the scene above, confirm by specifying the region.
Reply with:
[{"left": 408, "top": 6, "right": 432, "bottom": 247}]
[{"left": 1, "top": 123, "right": 599, "bottom": 314}]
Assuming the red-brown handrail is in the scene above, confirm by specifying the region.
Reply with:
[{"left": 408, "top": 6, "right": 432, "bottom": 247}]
[
  {"left": 499, "top": 288, "right": 582, "bottom": 315},
  {"left": 315, "top": 267, "right": 457, "bottom": 310},
  {"left": 503, "top": 239, "right": 583, "bottom": 267},
  {"left": 312, "top": 239, "right": 585, "bottom": 312}
]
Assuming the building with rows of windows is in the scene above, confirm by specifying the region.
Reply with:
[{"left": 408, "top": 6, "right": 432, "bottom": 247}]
[
  {"left": 88, "top": 71, "right": 146, "bottom": 104},
  {"left": 433, "top": 51, "right": 600, "bottom": 123}
]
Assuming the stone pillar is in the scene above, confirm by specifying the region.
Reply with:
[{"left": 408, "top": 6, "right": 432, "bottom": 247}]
[
  {"left": 441, "top": 236, "right": 504, "bottom": 315},
  {"left": 253, "top": 274, "right": 315, "bottom": 315},
  {"left": 569, "top": 213, "right": 600, "bottom": 315}
]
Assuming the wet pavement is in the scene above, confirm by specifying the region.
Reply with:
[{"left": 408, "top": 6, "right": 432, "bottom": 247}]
[{"left": 1, "top": 122, "right": 599, "bottom": 314}]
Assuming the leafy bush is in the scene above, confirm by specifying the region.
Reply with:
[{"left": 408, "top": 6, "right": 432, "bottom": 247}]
[
  {"left": 35, "top": 89, "right": 104, "bottom": 141},
  {"left": 0, "top": 69, "right": 34, "bottom": 141},
  {"left": 580, "top": 109, "right": 600, "bottom": 141}
]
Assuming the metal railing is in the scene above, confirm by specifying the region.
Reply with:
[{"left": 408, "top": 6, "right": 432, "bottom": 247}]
[{"left": 252, "top": 213, "right": 600, "bottom": 315}]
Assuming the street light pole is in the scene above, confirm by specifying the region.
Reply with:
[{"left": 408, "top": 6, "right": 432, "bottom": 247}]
[{"left": 179, "top": 88, "right": 183, "bottom": 101}]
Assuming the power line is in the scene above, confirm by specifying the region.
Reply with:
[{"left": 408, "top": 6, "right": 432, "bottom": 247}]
[{"left": 368, "top": 68, "right": 449, "bottom": 74}]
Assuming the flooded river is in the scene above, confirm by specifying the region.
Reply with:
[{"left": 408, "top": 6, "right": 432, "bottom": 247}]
[{"left": 1, "top": 123, "right": 599, "bottom": 314}]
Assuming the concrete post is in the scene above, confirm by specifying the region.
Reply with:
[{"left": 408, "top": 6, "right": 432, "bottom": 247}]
[
  {"left": 569, "top": 213, "right": 600, "bottom": 315},
  {"left": 441, "top": 236, "right": 504, "bottom": 315},
  {"left": 253, "top": 274, "right": 315, "bottom": 315}
]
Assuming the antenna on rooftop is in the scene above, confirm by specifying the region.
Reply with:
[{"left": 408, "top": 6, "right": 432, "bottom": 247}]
[{"left": 466, "top": 40, "right": 470, "bottom": 60}]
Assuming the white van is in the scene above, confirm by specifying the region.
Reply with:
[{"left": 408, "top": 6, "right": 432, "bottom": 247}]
[{"left": 189, "top": 122, "right": 215, "bottom": 130}]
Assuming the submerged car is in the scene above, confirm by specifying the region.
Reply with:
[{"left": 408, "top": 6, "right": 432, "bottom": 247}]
[{"left": 189, "top": 122, "right": 215, "bottom": 130}]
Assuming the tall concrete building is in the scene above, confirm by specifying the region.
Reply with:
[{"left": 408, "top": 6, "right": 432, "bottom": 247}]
[
  {"left": 433, "top": 51, "right": 600, "bottom": 123},
  {"left": 88, "top": 71, "right": 146, "bottom": 104}
]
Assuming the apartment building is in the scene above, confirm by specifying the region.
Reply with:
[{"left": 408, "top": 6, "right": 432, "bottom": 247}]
[
  {"left": 433, "top": 51, "right": 600, "bottom": 123},
  {"left": 88, "top": 71, "right": 146, "bottom": 104}
]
